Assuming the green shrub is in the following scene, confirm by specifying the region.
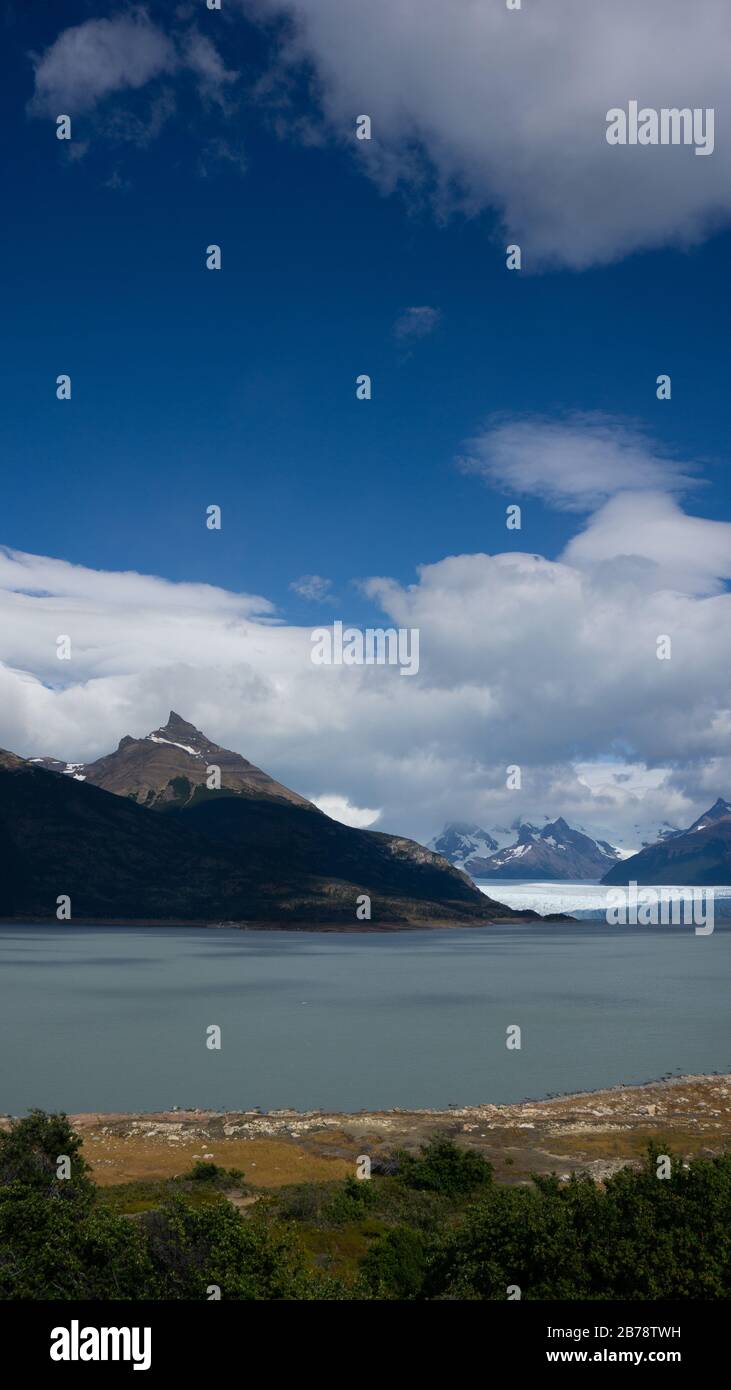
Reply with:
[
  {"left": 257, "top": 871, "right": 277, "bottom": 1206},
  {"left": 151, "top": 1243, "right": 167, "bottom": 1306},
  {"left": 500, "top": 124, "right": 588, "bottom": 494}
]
[
  {"left": 423, "top": 1148, "right": 731, "bottom": 1300},
  {"left": 179, "top": 1161, "right": 246, "bottom": 1188},
  {"left": 185, "top": 1161, "right": 223, "bottom": 1182},
  {"left": 143, "top": 1196, "right": 304, "bottom": 1299},
  {"left": 0, "top": 1185, "right": 156, "bottom": 1299},
  {"left": 395, "top": 1134, "right": 494, "bottom": 1198},
  {"left": 0, "top": 1110, "right": 93, "bottom": 1205},
  {"left": 360, "top": 1225, "right": 427, "bottom": 1299}
]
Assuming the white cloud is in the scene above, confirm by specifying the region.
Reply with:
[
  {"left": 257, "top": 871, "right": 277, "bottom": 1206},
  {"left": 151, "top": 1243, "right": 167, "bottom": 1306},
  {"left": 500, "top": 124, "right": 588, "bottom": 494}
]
[
  {"left": 393, "top": 306, "right": 441, "bottom": 341},
  {"left": 29, "top": 13, "right": 236, "bottom": 118},
  {"left": 253, "top": 0, "right": 731, "bottom": 268},
  {"left": 0, "top": 546, "right": 273, "bottom": 617},
  {"left": 182, "top": 30, "right": 238, "bottom": 103},
  {"left": 2, "top": 524, "right": 731, "bottom": 849},
  {"left": 461, "top": 414, "right": 727, "bottom": 595},
  {"left": 460, "top": 414, "right": 693, "bottom": 511},
  {"left": 289, "top": 574, "right": 333, "bottom": 602},
  {"left": 573, "top": 760, "right": 690, "bottom": 850},
  {"left": 564, "top": 491, "right": 731, "bottom": 596},
  {"left": 30, "top": 13, "right": 178, "bottom": 115},
  {"left": 311, "top": 794, "right": 381, "bottom": 828}
]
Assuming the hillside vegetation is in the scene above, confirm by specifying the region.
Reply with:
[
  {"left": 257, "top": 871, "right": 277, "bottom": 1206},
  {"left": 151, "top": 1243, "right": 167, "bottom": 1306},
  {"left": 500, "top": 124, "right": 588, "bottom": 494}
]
[{"left": 1, "top": 1111, "right": 729, "bottom": 1300}]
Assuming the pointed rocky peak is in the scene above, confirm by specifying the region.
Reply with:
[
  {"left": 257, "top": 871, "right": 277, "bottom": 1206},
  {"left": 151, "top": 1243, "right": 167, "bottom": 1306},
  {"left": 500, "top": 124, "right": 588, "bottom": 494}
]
[
  {"left": 688, "top": 798, "right": 731, "bottom": 833},
  {"left": 66, "top": 710, "right": 316, "bottom": 812},
  {"left": 163, "top": 711, "right": 202, "bottom": 739},
  {"left": 541, "top": 816, "right": 571, "bottom": 838},
  {"left": 146, "top": 712, "right": 215, "bottom": 757}
]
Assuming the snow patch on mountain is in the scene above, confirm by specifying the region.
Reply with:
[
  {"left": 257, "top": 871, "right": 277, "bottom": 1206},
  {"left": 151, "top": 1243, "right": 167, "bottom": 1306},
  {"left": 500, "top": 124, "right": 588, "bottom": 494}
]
[
  {"left": 428, "top": 822, "right": 499, "bottom": 869},
  {"left": 147, "top": 734, "right": 203, "bottom": 757}
]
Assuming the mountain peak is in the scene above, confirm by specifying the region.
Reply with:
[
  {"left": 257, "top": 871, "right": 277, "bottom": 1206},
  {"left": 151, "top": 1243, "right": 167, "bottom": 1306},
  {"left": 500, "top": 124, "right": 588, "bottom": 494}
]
[
  {"left": 544, "top": 816, "right": 570, "bottom": 835},
  {"left": 687, "top": 797, "right": 731, "bottom": 833},
  {"left": 603, "top": 795, "right": 731, "bottom": 886},
  {"left": 428, "top": 822, "right": 499, "bottom": 867},
  {"left": 27, "top": 714, "right": 315, "bottom": 812},
  {"left": 440, "top": 813, "right": 622, "bottom": 881},
  {"left": 67, "top": 711, "right": 317, "bottom": 811},
  {"left": 160, "top": 711, "right": 205, "bottom": 740},
  {"left": 145, "top": 712, "right": 215, "bottom": 756}
]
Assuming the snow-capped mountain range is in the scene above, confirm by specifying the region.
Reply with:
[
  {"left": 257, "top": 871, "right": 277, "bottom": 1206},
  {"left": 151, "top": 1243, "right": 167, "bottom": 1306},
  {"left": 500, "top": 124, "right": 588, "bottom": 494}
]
[
  {"left": 430, "top": 818, "right": 627, "bottom": 881},
  {"left": 433, "top": 799, "right": 731, "bottom": 884},
  {"left": 427, "top": 822, "right": 500, "bottom": 872}
]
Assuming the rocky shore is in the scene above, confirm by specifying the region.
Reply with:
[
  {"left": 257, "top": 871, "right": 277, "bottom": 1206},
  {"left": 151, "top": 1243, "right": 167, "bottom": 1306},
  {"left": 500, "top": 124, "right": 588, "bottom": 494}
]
[{"left": 38, "top": 1072, "right": 731, "bottom": 1188}]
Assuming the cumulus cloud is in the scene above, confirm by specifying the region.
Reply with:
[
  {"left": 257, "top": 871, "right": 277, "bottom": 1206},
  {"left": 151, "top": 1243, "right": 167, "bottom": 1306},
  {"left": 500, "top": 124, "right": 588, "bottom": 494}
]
[
  {"left": 460, "top": 413, "right": 727, "bottom": 594},
  {"left": 311, "top": 794, "right": 381, "bottom": 828},
  {"left": 252, "top": 0, "right": 731, "bottom": 268},
  {"left": 564, "top": 492, "right": 731, "bottom": 596},
  {"left": 29, "top": 12, "right": 236, "bottom": 118},
  {"left": 289, "top": 574, "right": 333, "bottom": 603},
  {"left": 459, "top": 414, "right": 694, "bottom": 511},
  {"left": 29, "top": 12, "right": 178, "bottom": 115},
  {"left": 2, "top": 522, "right": 731, "bottom": 849},
  {"left": 393, "top": 306, "right": 441, "bottom": 341},
  {"left": 573, "top": 760, "right": 687, "bottom": 850}
]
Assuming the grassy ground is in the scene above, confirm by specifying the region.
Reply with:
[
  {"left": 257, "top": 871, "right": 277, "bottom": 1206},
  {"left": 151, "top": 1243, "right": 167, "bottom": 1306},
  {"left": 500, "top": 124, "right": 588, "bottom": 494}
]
[
  {"left": 94, "top": 1167, "right": 472, "bottom": 1283},
  {"left": 61, "top": 1073, "right": 731, "bottom": 1189},
  {"left": 84, "top": 1135, "right": 353, "bottom": 1187}
]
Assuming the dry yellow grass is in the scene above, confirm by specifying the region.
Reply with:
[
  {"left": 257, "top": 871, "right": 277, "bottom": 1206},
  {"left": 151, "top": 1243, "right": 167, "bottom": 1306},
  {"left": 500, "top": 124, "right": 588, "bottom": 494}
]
[
  {"left": 83, "top": 1135, "right": 352, "bottom": 1187},
  {"left": 54, "top": 1073, "right": 731, "bottom": 1189}
]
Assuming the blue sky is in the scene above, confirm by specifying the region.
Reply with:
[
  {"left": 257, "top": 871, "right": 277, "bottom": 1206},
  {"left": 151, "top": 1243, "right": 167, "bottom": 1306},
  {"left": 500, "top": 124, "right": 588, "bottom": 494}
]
[
  {"left": 2, "top": 0, "right": 731, "bottom": 846},
  {"left": 3, "top": 0, "right": 731, "bottom": 620}
]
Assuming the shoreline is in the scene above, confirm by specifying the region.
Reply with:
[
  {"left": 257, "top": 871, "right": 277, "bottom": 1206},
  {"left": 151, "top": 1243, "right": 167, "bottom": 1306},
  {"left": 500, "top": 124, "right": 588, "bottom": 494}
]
[
  {"left": 0, "top": 914, "right": 568, "bottom": 930},
  {"left": 10, "top": 1072, "right": 727, "bottom": 1189}
]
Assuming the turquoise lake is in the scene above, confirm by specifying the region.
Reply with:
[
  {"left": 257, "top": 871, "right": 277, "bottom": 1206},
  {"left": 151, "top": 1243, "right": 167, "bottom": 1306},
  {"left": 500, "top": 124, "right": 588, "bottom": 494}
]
[{"left": 1, "top": 919, "right": 729, "bottom": 1114}]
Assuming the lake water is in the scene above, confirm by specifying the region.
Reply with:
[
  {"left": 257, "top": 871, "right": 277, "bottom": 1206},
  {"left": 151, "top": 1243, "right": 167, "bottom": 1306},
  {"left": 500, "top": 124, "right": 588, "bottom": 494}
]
[{"left": 1, "top": 913, "right": 729, "bottom": 1115}]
